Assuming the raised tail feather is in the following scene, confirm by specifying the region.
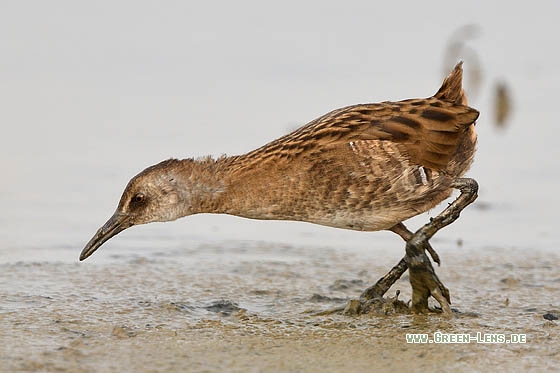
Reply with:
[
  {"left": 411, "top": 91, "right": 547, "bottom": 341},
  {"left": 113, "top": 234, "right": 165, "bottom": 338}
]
[{"left": 435, "top": 62, "right": 468, "bottom": 105}]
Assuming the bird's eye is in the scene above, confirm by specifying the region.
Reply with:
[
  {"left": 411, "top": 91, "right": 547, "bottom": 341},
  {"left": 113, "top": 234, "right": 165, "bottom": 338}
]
[{"left": 132, "top": 193, "right": 145, "bottom": 203}]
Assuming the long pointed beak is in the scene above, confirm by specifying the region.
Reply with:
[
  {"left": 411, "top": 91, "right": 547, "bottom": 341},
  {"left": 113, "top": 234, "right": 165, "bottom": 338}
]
[{"left": 80, "top": 212, "right": 132, "bottom": 261}]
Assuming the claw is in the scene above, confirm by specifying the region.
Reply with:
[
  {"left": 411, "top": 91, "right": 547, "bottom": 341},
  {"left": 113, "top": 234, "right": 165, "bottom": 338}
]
[
  {"left": 431, "top": 287, "right": 452, "bottom": 316},
  {"left": 425, "top": 242, "right": 441, "bottom": 266},
  {"left": 406, "top": 232, "right": 452, "bottom": 314}
]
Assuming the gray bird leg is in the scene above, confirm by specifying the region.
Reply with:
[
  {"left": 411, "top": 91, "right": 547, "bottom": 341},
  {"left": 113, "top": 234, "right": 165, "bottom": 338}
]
[
  {"left": 360, "top": 178, "right": 477, "bottom": 312},
  {"left": 392, "top": 223, "right": 441, "bottom": 266},
  {"left": 360, "top": 222, "right": 440, "bottom": 301},
  {"left": 406, "top": 178, "right": 478, "bottom": 315},
  {"left": 359, "top": 257, "right": 408, "bottom": 301}
]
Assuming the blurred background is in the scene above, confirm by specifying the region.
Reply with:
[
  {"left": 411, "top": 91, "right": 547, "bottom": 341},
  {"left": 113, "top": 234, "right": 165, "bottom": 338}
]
[{"left": 0, "top": 0, "right": 558, "bottom": 261}]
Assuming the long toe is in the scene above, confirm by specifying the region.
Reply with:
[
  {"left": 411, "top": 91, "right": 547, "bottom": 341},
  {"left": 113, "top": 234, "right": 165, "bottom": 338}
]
[
  {"left": 425, "top": 242, "right": 441, "bottom": 266},
  {"left": 406, "top": 237, "right": 452, "bottom": 316}
]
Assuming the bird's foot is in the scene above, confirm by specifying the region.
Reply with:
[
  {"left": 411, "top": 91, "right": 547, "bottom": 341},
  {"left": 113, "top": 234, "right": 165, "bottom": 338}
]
[
  {"left": 406, "top": 231, "right": 452, "bottom": 316},
  {"left": 330, "top": 258, "right": 410, "bottom": 316},
  {"left": 341, "top": 245, "right": 449, "bottom": 317},
  {"left": 343, "top": 290, "right": 409, "bottom": 316},
  {"left": 313, "top": 290, "right": 410, "bottom": 316},
  {"left": 314, "top": 258, "right": 409, "bottom": 316}
]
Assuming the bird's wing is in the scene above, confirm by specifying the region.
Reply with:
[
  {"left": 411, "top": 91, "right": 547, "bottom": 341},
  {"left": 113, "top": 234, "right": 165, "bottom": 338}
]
[
  {"left": 242, "top": 63, "right": 479, "bottom": 171},
  {"left": 245, "top": 98, "right": 477, "bottom": 170}
]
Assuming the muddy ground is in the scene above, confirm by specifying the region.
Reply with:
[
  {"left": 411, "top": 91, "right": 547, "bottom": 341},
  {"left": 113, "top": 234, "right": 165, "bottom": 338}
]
[{"left": 1, "top": 243, "right": 558, "bottom": 372}]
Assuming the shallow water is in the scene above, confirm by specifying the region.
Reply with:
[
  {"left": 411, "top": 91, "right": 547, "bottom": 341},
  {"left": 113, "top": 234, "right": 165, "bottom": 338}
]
[{"left": 1, "top": 1, "right": 560, "bottom": 372}]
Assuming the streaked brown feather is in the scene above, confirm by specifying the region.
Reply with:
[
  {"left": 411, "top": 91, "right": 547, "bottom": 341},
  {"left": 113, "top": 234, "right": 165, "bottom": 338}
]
[{"left": 235, "top": 62, "right": 478, "bottom": 174}]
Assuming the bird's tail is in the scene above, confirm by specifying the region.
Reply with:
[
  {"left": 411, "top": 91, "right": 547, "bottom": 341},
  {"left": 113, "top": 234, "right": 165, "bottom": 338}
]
[{"left": 434, "top": 62, "right": 468, "bottom": 105}]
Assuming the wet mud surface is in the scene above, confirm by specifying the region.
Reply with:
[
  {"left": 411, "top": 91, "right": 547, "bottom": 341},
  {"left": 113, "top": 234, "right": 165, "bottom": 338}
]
[{"left": 1, "top": 243, "right": 558, "bottom": 372}]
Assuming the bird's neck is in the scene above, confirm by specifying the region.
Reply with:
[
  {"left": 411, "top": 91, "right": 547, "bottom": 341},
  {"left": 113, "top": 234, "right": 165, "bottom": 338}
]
[
  {"left": 179, "top": 154, "right": 278, "bottom": 218},
  {"left": 175, "top": 156, "right": 232, "bottom": 215}
]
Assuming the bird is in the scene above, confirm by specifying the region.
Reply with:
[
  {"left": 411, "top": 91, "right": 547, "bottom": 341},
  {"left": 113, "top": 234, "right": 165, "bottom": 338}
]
[{"left": 80, "top": 63, "right": 479, "bottom": 313}]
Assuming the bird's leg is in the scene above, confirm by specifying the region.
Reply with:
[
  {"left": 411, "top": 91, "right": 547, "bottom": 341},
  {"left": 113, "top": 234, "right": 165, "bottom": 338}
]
[
  {"left": 390, "top": 223, "right": 441, "bottom": 266},
  {"left": 316, "top": 218, "right": 454, "bottom": 315},
  {"left": 350, "top": 178, "right": 477, "bottom": 315},
  {"left": 406, "top": 178, "right": 478, "bottom": 315},
  {"left": 360, "top": 256, "right": 407, "bottom": 301},
  {"left": 360, "top": 222, "right": 440, "bottom": 301}
]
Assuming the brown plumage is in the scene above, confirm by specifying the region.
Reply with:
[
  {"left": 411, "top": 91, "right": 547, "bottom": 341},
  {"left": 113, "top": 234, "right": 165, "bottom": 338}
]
[{"left": 80, "top": 62, "right": 478, "bottom": 261}]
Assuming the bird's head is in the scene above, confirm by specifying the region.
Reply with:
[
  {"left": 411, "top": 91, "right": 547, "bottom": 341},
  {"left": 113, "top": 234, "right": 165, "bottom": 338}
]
[{"left": 79, "top": 159, "right": 194, "bottom": 261}]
